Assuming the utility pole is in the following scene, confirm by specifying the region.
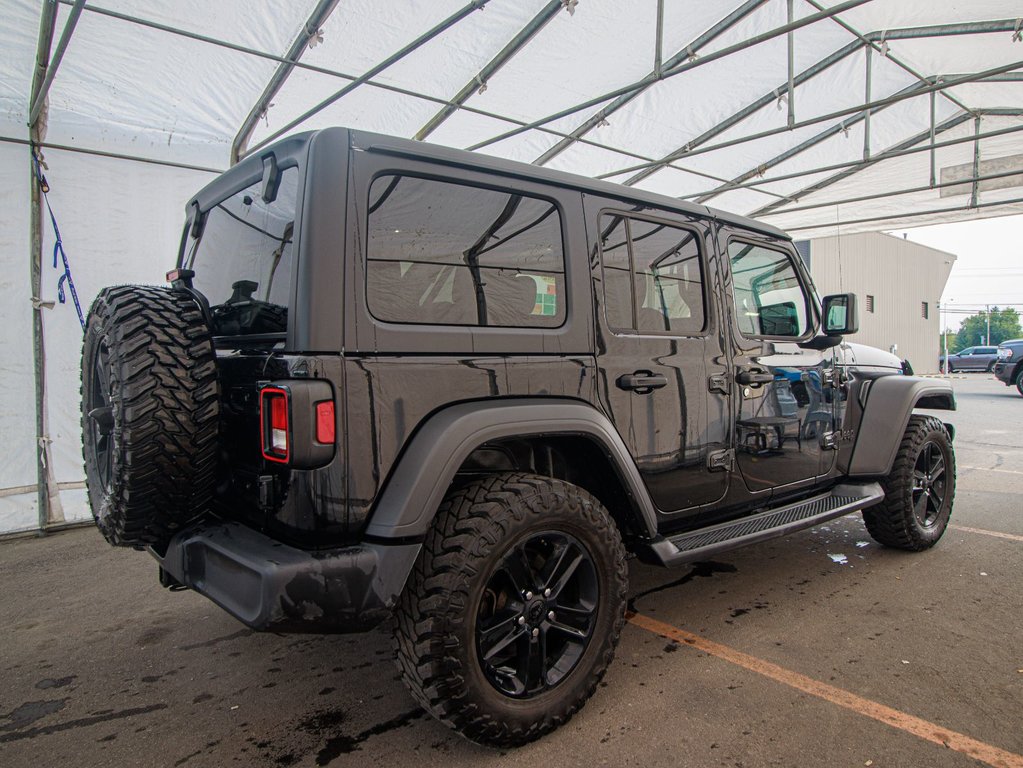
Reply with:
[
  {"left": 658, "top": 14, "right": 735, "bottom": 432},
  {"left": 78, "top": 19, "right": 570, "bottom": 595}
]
[
  {"left": 986, "top": 304, "right": 991, "bottom": 345},
  {"left": 941, "top": 302, "right": 949, "bottom": 376}
]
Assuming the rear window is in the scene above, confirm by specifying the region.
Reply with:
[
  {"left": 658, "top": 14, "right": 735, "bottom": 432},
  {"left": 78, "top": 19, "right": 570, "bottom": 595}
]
[{"left": 185, "top": 167, "right": 299, "bottom": 336}]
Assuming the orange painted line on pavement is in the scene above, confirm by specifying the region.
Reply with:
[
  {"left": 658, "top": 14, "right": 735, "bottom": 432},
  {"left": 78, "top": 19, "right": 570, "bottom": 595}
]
[
  {"left": 627, "top": 611, "right": 1023, "bottom": 768},
  {"left": 950, "top": 525, "right": 1023, "bottom": 543}
]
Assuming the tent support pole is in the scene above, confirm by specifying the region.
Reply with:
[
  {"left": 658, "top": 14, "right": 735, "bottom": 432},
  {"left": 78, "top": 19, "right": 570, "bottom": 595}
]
[
  {"left": 607, "top": 60, "right": 1022, "bottom": 187},
  {"left": 231, "top": 0, "right": 342, "bottom": 165},
  {"left": 533, "top": 0, "right": 768, "bottom": 166},
  {"left": 28, "top": 0, "right": 86, "bottom": 127},
  {"left": 782, "top": 195, "right": 1023, "bottom": 232},
  {"left": 246, "top": 0, "right": 491, "bottom": 158},
  {"left": 28, "top": 0, "right": 59, "bottom": 535},
  {"left": 623, "top": 40, "right": 863, "bottom": 185},
  {"left": 786, "top": 0, "right": 795, "bottom": 128},
  {"left": 971, "top": 117, "right": 982, "bottom": 208},
  {"left": 654, "top": 0, "right": 664, "bottom": 76},
  {"left": 661, "top": 118, "right": 1023, "bottom": 200},
  {"left": 753, "top": 168, "right": 1023, "bottom": 215},
  {"left": 470, "top": 0, "right": 871, "bottom": 152},
  {"left": 929, "top": 90, "right": 937, "bottom": 187},
  {"left": 415, "top": 0, "right": 563, "bottom": 142},
  {"left": 862, "top": 47, "right": 872, "bottom": 159}
]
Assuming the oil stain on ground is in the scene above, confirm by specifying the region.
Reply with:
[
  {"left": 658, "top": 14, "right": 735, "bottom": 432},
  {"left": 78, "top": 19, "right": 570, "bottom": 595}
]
[
  {"left": 261, "top": 705, "right": 426, "bottom": 766},
  {"left": 627, "top": 561, "right": 738, "bottom": 614}
]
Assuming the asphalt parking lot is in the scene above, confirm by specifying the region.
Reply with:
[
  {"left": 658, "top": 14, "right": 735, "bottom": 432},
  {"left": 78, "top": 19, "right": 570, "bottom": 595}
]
[{"left": 2, "top": 375, "right": 1021, "bottom": 768}]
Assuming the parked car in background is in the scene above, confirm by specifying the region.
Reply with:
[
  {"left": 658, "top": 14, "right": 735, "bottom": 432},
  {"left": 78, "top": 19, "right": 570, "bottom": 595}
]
[
  {"left": 940, "top": 345, "right": 999, "bottom": 372},
  {"left": 994, "top": 339, "right": 1023, "bottom": 394}
]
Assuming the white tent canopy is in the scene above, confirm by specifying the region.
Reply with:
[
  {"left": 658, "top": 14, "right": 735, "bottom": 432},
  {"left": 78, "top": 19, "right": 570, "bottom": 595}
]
[{"left": 2, "top": 0, "right": 1021, "bottom": 533}]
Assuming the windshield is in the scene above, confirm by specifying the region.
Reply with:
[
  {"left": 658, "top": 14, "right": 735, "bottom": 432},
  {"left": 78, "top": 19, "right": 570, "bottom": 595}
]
[{"left": 184, "top": 166, "right": 299, "bottom": 337}]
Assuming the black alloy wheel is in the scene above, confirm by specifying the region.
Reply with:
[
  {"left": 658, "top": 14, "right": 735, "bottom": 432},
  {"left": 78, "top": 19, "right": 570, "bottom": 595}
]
[
  {"left": 86, "top": 340, "right": 115, "bottom": 493},
  {"left": 476, "top": 531, "right": 598, "bottom": 698},
  {"left": 910, "top": 440, "right": 947, "bottom": 529}
]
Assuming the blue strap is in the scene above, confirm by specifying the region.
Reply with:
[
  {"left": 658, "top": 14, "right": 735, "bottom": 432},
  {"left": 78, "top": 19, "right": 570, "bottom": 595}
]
[{"left": 32, "top": 148, "right": 85, "bottom": 331}]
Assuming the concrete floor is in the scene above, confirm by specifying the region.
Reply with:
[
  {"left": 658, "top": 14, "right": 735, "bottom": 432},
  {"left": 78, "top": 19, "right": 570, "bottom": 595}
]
[{"left": 2, "top": 376, "right": 1021, "bottom": 768}]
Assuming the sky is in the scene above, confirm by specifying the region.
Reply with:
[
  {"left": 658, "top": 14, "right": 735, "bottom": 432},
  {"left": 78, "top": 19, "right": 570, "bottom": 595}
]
[{"left": 893, "top": 213, "right": 1023, "bottom": 333}]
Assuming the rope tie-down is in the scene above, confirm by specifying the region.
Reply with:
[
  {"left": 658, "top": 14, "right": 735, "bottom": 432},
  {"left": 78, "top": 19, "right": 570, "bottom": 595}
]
[{"left": 31, "top": 145, "right": 85, "bottom": 330}]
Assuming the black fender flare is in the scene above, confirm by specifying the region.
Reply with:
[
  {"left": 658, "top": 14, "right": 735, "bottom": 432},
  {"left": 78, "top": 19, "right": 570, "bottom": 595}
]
[
  {"left": 363, "top": 398, "right": 658, "bottom": 539},
  {"left": 848, "top": 376, "right": 956, "bottom": 476}
]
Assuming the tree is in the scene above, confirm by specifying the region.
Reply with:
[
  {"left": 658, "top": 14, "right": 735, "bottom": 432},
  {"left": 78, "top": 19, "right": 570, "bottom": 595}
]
[{"left": 954, "top": 307, "right": 1021, "bottom": 350}]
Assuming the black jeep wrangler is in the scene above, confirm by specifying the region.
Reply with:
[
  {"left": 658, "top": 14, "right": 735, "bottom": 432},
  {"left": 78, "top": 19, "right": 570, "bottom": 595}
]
[{"left": 82, "top": 127, "right": 956, "bottom": 746}]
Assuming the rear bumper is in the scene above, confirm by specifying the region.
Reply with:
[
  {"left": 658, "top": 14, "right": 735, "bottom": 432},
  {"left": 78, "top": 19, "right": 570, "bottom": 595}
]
[{"left": 153, "top": 520, "right": 420, "bottom": 633}]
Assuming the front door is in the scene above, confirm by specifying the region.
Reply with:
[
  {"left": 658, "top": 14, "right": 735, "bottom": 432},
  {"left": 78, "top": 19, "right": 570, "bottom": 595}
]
[
  {"left": 589, "top": 198, "right": 730, "bottom": 514},
  {"left": 723, "top": 234, "right": 837, "bottom": 493}
]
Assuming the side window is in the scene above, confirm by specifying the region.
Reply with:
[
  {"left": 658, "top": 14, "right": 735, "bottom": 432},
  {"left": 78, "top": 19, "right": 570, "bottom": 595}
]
[
  {"left": 598, "top": 213, "right": 706, "bottom": 335},
  {"left": 366, "top": 174, "right": 565, "bottom": 328},
  {"left": 728, "top": 241, "right": 810, "bottom": 338}
]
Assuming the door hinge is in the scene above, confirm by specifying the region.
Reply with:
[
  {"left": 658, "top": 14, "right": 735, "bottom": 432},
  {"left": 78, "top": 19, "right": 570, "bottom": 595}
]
[
  {"left": 708, "top": 373, "right": 730, "bottom": 394},
  {"left": 821, "top": 431, "right": 839, "bottom": 450},
  {"left": 707, "top": 448, "right": 734, "bottom": 471}
]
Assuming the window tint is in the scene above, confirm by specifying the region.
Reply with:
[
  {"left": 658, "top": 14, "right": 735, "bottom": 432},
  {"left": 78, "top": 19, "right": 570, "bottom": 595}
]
[
  {"left": 728, "top": 241, "right": 810, "bottom": 338},
  {"left": 598, "top": 214, "right": 705, "bottom": 335},
  {"left": 366, "top": 175, "right": 565, "bottom": 327},
  {"left": 186, "top": 167, "right": 298, "bottom": 336}
]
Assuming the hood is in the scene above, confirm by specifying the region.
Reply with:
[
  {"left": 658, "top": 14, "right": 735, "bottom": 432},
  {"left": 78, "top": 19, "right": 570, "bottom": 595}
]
[{"left": 837, "top": 342, "right": 903, "bottom": 370}]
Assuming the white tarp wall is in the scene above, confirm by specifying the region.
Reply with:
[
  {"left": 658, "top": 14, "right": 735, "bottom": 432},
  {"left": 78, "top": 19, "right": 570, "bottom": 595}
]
[{"left": 1, "top": 0, "right": 1022, "bottom": 533}]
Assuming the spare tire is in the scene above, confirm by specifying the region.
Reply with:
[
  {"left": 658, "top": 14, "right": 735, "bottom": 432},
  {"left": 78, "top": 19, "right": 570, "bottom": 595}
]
[{"left": 81, "top": 285, "right": 220, "bottom": 549}]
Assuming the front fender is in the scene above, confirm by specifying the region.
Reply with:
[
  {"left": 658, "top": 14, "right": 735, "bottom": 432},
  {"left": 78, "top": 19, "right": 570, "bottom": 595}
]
[
  {"left": 363, "top": 398, "right": 657, "bottom": 539},
  {"left": 848, "top": 376, "right": 955, "bottom": 476}
]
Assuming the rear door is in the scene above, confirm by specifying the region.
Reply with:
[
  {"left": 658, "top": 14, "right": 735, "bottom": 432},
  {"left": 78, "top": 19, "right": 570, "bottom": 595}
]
[{"left": 588, "top": 197, "right": 730, "bottom": 516}]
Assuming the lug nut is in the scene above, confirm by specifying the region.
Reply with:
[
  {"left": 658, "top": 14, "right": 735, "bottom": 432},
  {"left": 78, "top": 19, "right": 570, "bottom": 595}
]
[
  {"left": 518, "top": 616, "right": 525, "bottom": 625},
  {"left": 543, "top": 588, "right": 551, "bottom": 597},
  {"left": 525, "top": 591, "right": 533, "bottom": 600},
  {"left": 548, "top": 611, "right": 555, "bottom": 621},
  {"left": 532, "top": 628, "right": 539, "bottom": 637}
]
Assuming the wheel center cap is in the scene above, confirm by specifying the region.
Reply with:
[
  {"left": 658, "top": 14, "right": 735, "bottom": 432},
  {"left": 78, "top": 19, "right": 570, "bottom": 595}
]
[{"left": 525, "top": 597, "right": 547, "bottom": 625}]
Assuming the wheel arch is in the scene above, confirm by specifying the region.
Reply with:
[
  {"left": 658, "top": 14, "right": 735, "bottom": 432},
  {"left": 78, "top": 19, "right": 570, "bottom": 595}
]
[
  {"left": 363, "top": 398, "right": 658, "bottom": 540},
  {"left": 848, "top": 376, "right": 956, "bottom": 477}
]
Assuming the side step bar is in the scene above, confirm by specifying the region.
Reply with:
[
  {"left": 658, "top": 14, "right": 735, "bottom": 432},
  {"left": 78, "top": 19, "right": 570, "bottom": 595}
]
[{"left": 637, "top": 482, "right": 885, "bottom": 567}]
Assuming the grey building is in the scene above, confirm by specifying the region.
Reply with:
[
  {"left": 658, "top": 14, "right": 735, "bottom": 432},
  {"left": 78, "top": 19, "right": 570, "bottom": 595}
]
[{"left": 798, "top": 232, "right": 956, "bottom": 375}]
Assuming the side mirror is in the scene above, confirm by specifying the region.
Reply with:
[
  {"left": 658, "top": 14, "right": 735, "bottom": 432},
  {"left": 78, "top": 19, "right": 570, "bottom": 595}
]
[{"left": 822, "top": 293, "right": 858, "bottom": 336}]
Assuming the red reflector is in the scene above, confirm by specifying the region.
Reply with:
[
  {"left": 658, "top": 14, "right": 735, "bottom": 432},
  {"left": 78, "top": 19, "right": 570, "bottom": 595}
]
[
  {"left": 260, "top": 388, "right": 289, "bottom": 463},
  {"left": 315, "top": 401, "right": 335, "bottom": 444}
]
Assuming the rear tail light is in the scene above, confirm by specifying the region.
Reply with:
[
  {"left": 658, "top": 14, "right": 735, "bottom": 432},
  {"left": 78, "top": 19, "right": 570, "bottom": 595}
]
[
  {"left": 259, "top": 381, "right": 335, "bottom": 468},
  {"left": 260, "top": 387, "right": 290, "bottom": 463}
]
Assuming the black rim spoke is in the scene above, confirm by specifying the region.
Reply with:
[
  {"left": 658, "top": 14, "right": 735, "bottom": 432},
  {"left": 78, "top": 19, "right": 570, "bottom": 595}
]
[
  {"left": 477, "top": 530, "right": 598, "bottom": 698},
  {"left": 502, "top": 545, "right": 537, "bottom": 596},
  {"left": 481, "top": 620, "right": 526, "bottom": 663},
  {"left": 542, "top": 543, "right": 584, "bottom": 598},
  {"left": 912, "top": 439, "right": 948, "bottom": 528}
]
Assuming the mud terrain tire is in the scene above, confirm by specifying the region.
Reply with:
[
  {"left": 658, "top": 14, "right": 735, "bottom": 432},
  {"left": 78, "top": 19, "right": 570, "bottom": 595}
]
[
  {"left": 863, "top": 415, "right": 955, "bottom": 551},
  {"left": 82, "top": 285, "right": 219, "bottom": 549},
  {"left": 394, "top": 473, "right": 627, "bottom": 747}
]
